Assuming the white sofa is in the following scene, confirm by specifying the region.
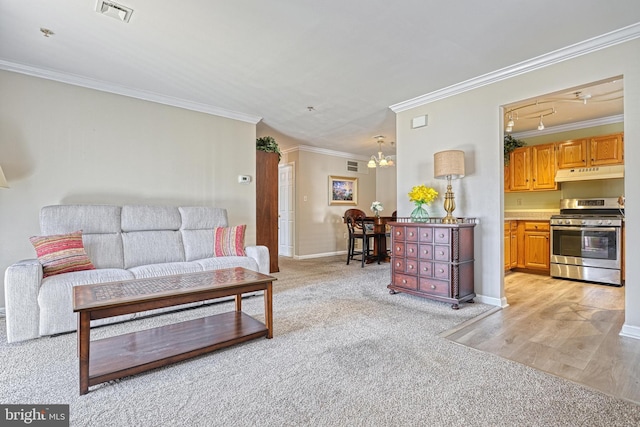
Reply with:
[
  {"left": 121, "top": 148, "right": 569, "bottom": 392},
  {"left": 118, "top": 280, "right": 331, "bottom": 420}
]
[{"left": 4, "top": 204, "right": 269, "bottom": 343}]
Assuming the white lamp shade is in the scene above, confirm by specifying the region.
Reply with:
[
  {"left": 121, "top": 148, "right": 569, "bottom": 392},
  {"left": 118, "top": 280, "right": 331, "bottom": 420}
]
[
  {"left": 0, "top": 166, "right": 8, "bottom": 188},
  {"left": 434, "top": 150, "right": 465, "bottom": 179}
]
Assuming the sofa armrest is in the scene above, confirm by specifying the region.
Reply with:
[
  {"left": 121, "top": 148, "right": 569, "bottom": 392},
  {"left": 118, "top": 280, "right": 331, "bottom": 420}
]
[
  {"left": 244, "top": 246, "right": 270, "bottom": 275},
  {"left": 4, "top": 259, "right": 43, "bottom": 343}
]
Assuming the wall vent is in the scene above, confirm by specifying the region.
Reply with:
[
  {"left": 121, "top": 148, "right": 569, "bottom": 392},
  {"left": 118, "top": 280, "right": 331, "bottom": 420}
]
[
  {"left": 96, "top": 1, "right": 134, "bottom": 23},
  {"left": 346, "top": 160, "right": 369, "bottom": 174}
]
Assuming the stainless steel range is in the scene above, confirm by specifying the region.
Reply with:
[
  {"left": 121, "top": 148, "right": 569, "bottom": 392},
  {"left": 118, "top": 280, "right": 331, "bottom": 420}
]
[{"left": 550, "top": 198, "right": 624, "bottom": 286}]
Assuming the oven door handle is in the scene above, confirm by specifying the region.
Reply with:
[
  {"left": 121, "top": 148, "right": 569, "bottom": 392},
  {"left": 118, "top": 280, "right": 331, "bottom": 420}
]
[{"left": 551, "top": 226, "right": 618, "bottom": 232}]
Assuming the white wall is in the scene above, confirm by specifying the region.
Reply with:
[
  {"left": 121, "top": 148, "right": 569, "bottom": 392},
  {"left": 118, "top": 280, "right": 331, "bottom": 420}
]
[
  {"left": 395, "top": 38, "right": 640, "bottom": 334},
  {"left": 0, "top": 71, "right": 257, "bottom": 307}
]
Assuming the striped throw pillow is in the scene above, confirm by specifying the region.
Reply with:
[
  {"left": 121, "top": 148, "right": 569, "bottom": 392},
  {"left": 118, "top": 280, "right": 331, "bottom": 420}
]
[
  {"left": 29, "top": 231, "right": 96, "bottom": 278},
  {"left": 213, "top": 225, "right": 247, "bottom": 257}
]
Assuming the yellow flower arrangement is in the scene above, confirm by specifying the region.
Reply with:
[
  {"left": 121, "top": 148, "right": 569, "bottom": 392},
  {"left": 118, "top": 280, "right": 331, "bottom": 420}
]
[{"left": 408, "top": 185, "right": 438, "bottom": 207}]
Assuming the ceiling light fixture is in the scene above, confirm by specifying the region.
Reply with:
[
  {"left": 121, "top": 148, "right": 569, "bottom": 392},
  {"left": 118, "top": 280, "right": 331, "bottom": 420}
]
[
  {"left": 40, "top": 28, "right": 54, "bottom": 37},
  {"left": 96, "top": 0, "right": 133, "bottom": 23},
  {"left": 367, "top": 135, "right": 395, "bottom": 168},
  {"left": 537, "top": 115, "right": 545, "bottom": 130}
]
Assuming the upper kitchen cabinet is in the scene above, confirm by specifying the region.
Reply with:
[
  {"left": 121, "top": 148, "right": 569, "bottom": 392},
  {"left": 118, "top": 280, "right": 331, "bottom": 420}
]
[
  {"left": 507, "top": 143, "right": 557, "bottom": 192},
  {"left": 557, "top": 132, "right": 624, "bottom": 169}
]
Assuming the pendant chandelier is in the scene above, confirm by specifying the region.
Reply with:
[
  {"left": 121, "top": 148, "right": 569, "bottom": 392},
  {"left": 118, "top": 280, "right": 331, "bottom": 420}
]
[{"left": 367, "top": 135, "right": 395, "bottom": 168}]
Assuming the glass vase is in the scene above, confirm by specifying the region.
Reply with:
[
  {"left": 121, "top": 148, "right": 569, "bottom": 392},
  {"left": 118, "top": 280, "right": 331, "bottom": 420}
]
[{"left": 410, "top": 205, "right": 429, "bottom": 223}]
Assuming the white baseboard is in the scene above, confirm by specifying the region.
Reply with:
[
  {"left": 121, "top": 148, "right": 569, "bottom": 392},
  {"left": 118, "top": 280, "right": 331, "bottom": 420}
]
[
  {"left": 620, "top": 324, "right": 640, "bottom": 340},
  {"left": 474, "top": 294, "right": 509, "bottom": 308},
  {"left": 293, "top": 251, "right": 347, "bottom": 260}
]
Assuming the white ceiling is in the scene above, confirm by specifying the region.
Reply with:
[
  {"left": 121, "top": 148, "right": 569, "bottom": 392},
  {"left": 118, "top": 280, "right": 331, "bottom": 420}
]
[{"left": 1, "top": 1, "right": 639, "bottom": 156}]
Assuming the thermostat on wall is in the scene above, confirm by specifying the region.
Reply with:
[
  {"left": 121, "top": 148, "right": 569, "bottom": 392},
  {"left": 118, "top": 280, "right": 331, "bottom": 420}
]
[{"left": 238, "top": 175, "right": 252, "bottom": 184}]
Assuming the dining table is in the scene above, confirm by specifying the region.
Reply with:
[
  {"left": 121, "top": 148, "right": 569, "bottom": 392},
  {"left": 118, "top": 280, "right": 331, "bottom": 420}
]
[{"left": 365, "top": 216, "right": 393, "bottom": 263}]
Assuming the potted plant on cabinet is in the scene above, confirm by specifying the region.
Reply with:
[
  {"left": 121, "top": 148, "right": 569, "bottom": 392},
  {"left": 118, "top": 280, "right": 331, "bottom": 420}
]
[
  {"left": 256, "top": 136, "right": 281, "bottom": 162},
  {"left": 504, "top": 134, "right": 526, "bottom": 165}
]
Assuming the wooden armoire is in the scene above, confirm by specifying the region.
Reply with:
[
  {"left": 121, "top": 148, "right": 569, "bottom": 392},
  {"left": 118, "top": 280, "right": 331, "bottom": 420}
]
[{"left": 256, "top": 150, "right": 279, "bottom": 272}]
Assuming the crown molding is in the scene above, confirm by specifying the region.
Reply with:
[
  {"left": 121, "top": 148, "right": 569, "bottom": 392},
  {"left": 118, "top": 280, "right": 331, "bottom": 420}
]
[
  {"left": 510, "top": 114, "right": 624, "bottom": 138},
  {"left": 283, "top": 145, "right": 369, "bottom": 161},
  {"left": 390, "top": 22, "right": 640, "bottom": 113},
  {"left": 0, "top": 60, "right": 262, "bottom": 124}
]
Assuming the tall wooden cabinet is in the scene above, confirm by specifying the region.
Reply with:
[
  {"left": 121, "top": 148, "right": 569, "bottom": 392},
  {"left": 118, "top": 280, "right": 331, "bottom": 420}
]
[
  {"left": 256, "top": 150, "right": 279, "bottom": 273},
  {"left": 388, "top": 221, "right": 476, "bottom": 309}
]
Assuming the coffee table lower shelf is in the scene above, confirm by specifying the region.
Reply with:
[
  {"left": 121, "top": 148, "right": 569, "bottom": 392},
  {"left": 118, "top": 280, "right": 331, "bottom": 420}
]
[{"left": 87, "top": 311, "right": 267, "bottom": 388}]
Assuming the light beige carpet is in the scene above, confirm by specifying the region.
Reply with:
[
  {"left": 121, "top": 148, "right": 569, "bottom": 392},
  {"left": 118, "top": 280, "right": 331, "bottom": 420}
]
[{"left": 1, "top": 256, "right": 639, "bottom": 426}]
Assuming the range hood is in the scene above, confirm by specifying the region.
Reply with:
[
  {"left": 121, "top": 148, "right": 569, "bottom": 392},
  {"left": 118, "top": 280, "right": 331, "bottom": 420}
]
[{"left": 555, "top": 164, "right": 624, "bottom": 182}]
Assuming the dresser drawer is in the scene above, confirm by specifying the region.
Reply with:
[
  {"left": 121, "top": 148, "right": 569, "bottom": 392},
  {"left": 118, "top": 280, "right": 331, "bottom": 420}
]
[
  {"left": 433, "top": 263, "right": 450, "bottom": 280},
  {"left": 392, "top": 227, "right": 406, "bottom": 242},
  {"left": 394, "top": 273, "right": 418, "bottom": 290},
  {"left": 419, "top": 244, "right": 434, "bottom": 260},
  {"left": 405, "top": 227, "right": 419, "bottom": 242},
  {"left": 419, "top": 261, "right": 434, "bottom": 277},
  {"left": 418, "top": 278, "right": 450, "bottom": 297},
  {"left": 393, "top": 243, "right": 405, "bottom": 258},
  {"left": 405, "top": 243, "right": 418, "bottom": 259},
  {"left": 418, "top": 227, "right": 433, "bottom": 243},
  {"left": 434, "top": 245, "right": 451, "bottom": 261},
  {"left": 434, "top": 229, "right": 450, "bottom": 244}
]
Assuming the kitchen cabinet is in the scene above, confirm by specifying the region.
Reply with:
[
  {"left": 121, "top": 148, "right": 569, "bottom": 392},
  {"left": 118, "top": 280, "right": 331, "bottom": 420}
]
[
  {"left": 557, "top": 132, "right": 624, "bottom": 169},
  {"left": 388, "top": 221, "right": 476, "bottom": 309},
  {"left": 506, "top": 143, "right": 557, "bottom": 192},
  {"left": 504, "top": 221, "right": 517, "bottom": 271},
  {"left": 521, "top": 221, "right": 550, "bottom": 272}
]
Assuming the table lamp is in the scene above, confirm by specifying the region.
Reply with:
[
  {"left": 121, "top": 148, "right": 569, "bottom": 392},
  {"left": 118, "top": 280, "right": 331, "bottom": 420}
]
[{"left": 434, "top": 150, "right": 465, "bottom": 224}]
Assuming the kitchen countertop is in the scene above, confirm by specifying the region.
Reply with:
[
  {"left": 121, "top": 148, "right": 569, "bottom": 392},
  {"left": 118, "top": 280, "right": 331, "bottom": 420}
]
[{"left": 504, "top": 210, "right": 558, "bottom": 221}]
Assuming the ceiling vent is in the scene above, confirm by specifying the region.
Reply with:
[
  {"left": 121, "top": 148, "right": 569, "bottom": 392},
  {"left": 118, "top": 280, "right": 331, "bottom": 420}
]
[{"left": 96, "top": 1, "right": 133, "bottom": 23}]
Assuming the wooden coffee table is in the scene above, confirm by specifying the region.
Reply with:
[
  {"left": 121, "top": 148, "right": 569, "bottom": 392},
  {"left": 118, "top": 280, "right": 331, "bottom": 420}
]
[{"left": 73, "top": 267, "right": 275, "bottom": 395}]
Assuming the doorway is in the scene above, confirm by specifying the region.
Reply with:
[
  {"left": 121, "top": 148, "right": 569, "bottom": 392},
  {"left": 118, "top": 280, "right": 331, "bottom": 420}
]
[{"left": 278, "top": 163, "right": 295, "bottom": 257}]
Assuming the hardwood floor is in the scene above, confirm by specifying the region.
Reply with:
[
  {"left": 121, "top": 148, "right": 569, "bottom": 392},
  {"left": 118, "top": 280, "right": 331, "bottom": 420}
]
[{"left": 444, "top": 272, "right": 640, "bottom": 404}]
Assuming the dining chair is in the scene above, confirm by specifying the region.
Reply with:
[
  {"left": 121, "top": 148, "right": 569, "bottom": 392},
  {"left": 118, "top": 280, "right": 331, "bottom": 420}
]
[{"left": 344, "top": 209, "right": 379, "bottom": 267}]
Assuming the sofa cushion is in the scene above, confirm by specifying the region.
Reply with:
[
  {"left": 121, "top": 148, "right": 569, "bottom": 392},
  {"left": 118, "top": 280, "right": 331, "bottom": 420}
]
[
  {"left": 121, "top": 205, "right": 181, "bottom": 232},
  {"left": 128, "top": 261, "right": 203, "bottom": 279},
  {"left": 82, "top": 233, "right": 125, "bottom": 269},
  {"left": 37, "top": 268, "right": 136, "bottom": 335},
  {"left": 29, "top": 231, "right": 96, "bottom": 278},
  {"left": 40, "top": 205, "right": 121, "bottom": 235},
  {"left": 182, "top": 229, "right": 215, "bottom": 261},
  {"left": 213, "top": 225, "right": 247, "bottom": 256},
  {"left": 179, "top": 207, "right": 228, "bottom": 229},
  {"left": 194, "top": 256, "right": 259, "bottom": 272},
  {"left": 122, "top": 230, "right": 185, "bottom": 269}
]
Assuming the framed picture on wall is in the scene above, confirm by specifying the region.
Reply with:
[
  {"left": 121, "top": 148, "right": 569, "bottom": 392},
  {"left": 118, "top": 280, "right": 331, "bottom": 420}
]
[{"left": 329, "top": 175, "right": 358, "bottom": 205}]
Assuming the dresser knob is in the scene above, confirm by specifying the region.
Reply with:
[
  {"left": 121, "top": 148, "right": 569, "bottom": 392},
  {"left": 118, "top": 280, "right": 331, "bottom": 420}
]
[
  {"left": 439, "top": 269, "right": 444, "bottom": 273},
  {"left": 409, "top": 232, "right": 414, "bottom": 236},
  {"left": 423, "top": 250, "right": 429, "bottom": 254},
  {"left": 430, "top": 284, "right": 436, "bottom": 290},
  {"left": 409, "top": 248, "right": 414, "bottom": 253},
  {"left": 402, "top": 279, "right": 407, "bottom": 284},
  {"left": 439, "top": 251, "right": 444, "bottom": 255},
  {"left": 396, "top": 263, "right": 401, "bottom": 267},
  {"left": 439, "top": 234, "right": 444, "bottom": 238},
  {"left": 423, "top": 267, "right": 429, "bottom": 272},
  {"left": 409, "top": 265, "right": 414, "bottom": 269},
  {"left": 396, "top": 231, "right": 401, "bottom": 235}
]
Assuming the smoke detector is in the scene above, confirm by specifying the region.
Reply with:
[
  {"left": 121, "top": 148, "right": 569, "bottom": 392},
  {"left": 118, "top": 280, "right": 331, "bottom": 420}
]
[{"left": 96, "top": 1, "right": 133, "bottom": 23}]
